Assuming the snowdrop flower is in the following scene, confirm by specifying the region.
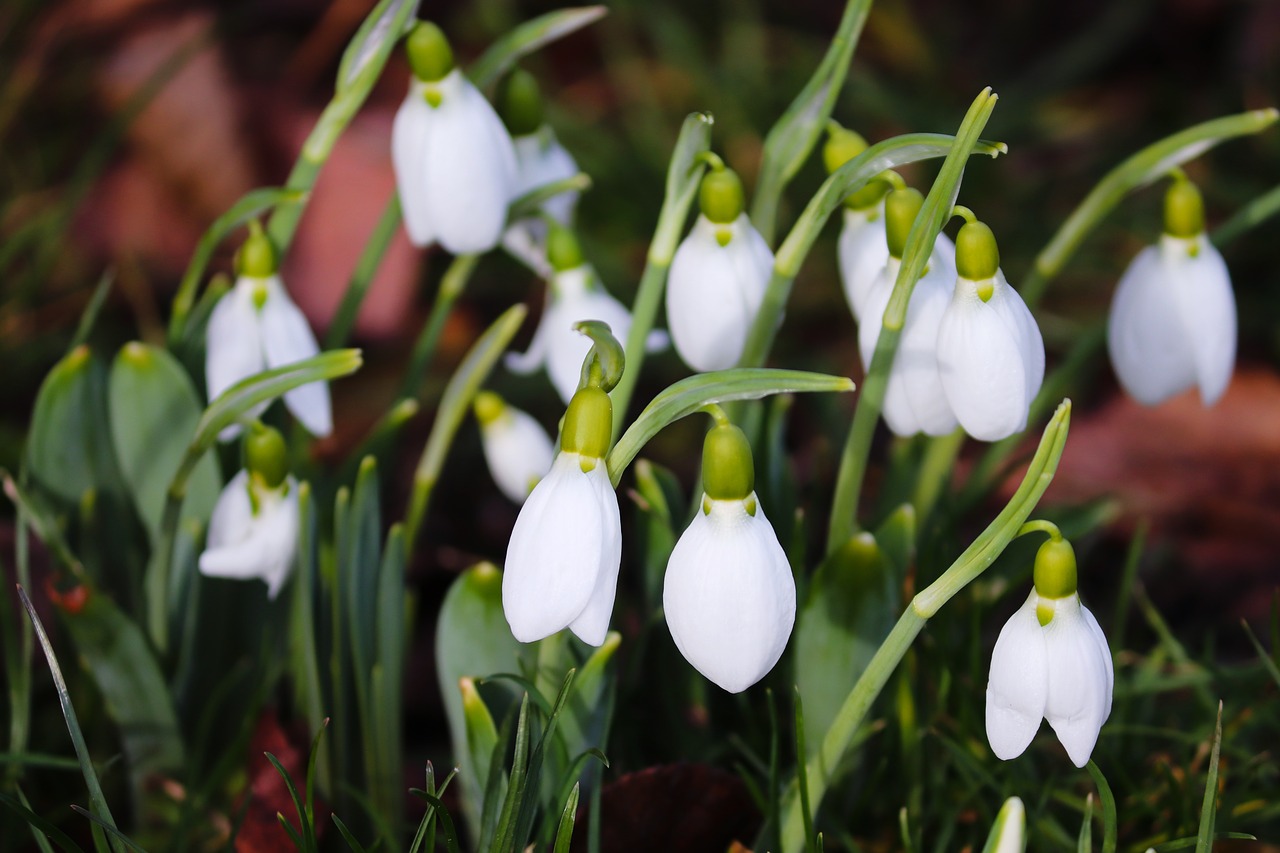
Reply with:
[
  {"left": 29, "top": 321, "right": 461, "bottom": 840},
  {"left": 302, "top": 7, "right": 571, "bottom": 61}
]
[
  {"left": 503, "top": 384, "right": 621, "bottom": 646},
  {"left": 392, "top": 22, "right": 517, "bottom": 254},
  {"left": 986, "top": 527, "right": 1113, "bottom": 768},
  {"left": 474, "top": 390, "right": 554, "bottom": 503},
  {"left": 666, "top": 164, "right": 773, "bottom": 371},
  {"left": 496, "top": 70, "right": 581, "bottom": 276},
  {"left": 664, "top": 417, "right": 795, "bottom": 693},
  {"left": 857, "top": 188, "right": 958, "bottom": 437},
  {"left": 507, "top": 224, "right": 664, "bottom": 403},
  {"left": 823, "top": 124, "right": 955, "bottom": 321},
  {"left": 199, "top": 423, "right": 299, "bottom": 600},
  {"left": 206, "top": 223, "right": 331, "bottom": 439},
  {"left": 937, "top": 218, "right": 1044, "bottom": 442},
  {"left": 1108, "top": 175, "right": 1236, "bottom": 406}
]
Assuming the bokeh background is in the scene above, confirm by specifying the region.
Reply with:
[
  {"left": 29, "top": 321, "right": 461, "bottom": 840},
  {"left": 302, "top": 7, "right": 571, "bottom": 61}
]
[{"left": 2, "top": 0, "right": 1279, "bottom": 848}]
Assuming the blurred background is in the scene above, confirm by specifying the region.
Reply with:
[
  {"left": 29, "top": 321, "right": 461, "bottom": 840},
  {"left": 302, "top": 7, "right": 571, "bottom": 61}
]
[{"left": 2, "top": 0, "right": 1279, "bottom": 848}]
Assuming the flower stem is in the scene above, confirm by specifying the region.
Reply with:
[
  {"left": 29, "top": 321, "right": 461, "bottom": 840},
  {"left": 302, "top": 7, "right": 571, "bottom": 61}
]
[
  {"left": 398, "top": 253, "right": 479, "bottom": 401},
  {"left": 326, "top": 193, "right": 403, "bottom": 349}
]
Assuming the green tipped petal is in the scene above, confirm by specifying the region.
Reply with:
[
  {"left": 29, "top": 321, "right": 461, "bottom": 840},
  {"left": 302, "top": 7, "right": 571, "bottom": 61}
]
[{"left": 406, "top": 21, "right": 455, "bottom": 83}]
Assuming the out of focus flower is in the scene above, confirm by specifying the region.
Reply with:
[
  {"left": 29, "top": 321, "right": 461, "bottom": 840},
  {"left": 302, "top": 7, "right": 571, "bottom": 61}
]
[{"left": 474, "top": 391, "right": 554, "bottom": 503}]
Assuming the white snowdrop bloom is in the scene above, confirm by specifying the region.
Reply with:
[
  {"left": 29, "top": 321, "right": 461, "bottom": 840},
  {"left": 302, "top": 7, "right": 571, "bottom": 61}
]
[
  {"left": 666, "top": 213, "right": 773, "bottom": 371},
  {"left": 936, "top": 222, "right": 1044, "bottom": 442},
  {"left": 857, "top": 255, "right": 958, "bottom": 437},
  {"left": 474, "top": 391, "right": 554, "bottom": 503},
  {"left": 663, "top": 422, "right": 795, "bottom": 693},
  {"left": 840, "top": 206, "right": 956, "bottom": 323},
  {"left": 986, "top": 534, "right": 1113, "bottom": 768},
  {"left": 205, "top": 231, "right": 331, "bottom": 440},
  {"left": 502, "top": 128, "right": 581, "bottom": 275},
  {"left": 502, "top": 387, "right": 621, "bottom": 646},
  {"left": 392, "top": 24, "right": 517, "bottom": 254},
  {"left": 1107, "top": 178, "right": 1236, "bottom": 407},
  {"left": 199, "top": 424, "right": 299, "bottom": 600}
]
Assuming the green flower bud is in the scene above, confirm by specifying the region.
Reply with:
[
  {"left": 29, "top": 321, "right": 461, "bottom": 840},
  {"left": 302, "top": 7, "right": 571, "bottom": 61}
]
[
  {"left": 495, "top": 68, "right": 544, "bottom": 137},
  {"left": 244, "top": 422, "right": 288, "bottom": 490},
  {"left": 1033, "top": 536, "right": 1077, "bottom": 603},
  {"left": 560, "top": 386, "right": 612, "bottom": 460},
  {"left": 473, "top": 390, "right": 505, "bottom": 426},
  {"left": 699, "top": 167, "right": 745, "bottom": 225},
  {"left": 547, "top": 221, "right": 584, "bottom": 272},
  {"left": 955, "top": 221, "right": 1000, "bottom": 282},
  {"left": 405, "top": 22, "right": 454, "bottom": 83},
  {"left": 701, "top": 423, "right": 755, "bottom": 502},
  {"left": 235, "top": 221, "right": 277, "bottom": 278},
  {"left": 1164, "top": 176, "right": 1205, "bottom": 239},
  {"left": 884, "top": 188, "right": 924, "bottom": 259}
]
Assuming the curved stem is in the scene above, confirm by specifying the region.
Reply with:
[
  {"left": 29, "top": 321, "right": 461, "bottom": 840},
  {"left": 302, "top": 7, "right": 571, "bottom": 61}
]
[
  {"left": 398, "top": 254, "right": 479, "bottom": 401},
  {"left": 1016, "top": 519, "right": 1063, "bottom": 541}
]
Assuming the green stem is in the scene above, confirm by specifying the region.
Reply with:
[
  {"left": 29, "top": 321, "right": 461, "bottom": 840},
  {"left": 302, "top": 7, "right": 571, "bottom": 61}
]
[
  {"left": 1016, "top": 519, "right": 1063, "bottom": 540},
  {"left": 327, "top": 194, "right": 404, "bottom": 349},
  {"left": 1212, "top": 180, "right": 1280, "bottom": 250},
  {"left": 609, "top": 259, "right": 672, "bottom": 443},
  {"left": 398, "top": 254, "right": 479, "bottom": 401},
  {"left": 909, "top": 429, "right": 966, "bottom": 527},
  {"left": 780, "top": 400, "right": 1071, "bottom": 852}
]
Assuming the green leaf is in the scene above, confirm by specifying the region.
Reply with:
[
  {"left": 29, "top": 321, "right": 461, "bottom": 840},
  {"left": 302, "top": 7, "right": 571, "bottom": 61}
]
[
  {"left": 0, "top": 791, "right": 87, "bottom": 852},
  {"left": 874, "top": 504, "right": 916, "bottom": 582},
  {"left": 331, "top": 815, "right": 368, "bottom": 853},
  {"left": 168, "top": 187, "right": 304, "bottom": 343},
  {"left": 27, "top": 346, "right": 121, "bottom": 504},
  {"left": 411, "top": 793, "right": 464, "bottom": 853},
  {"left": 552, "top": 783, "right": 581, "bottom": 853},
  {"left": 794, "top": 533, "right": 897, "bottom": 756},
  {"left": 108, "top": 343, "right": 221, "bottom": 539},
  {"left": 608, "top": 368, "right": 855, "bottom": 487},
  {"left": 265, "top": 751, "right": 317, "bottom": 853},
  {"left": 406, "top": 305, "right": 527, "bottom": 552},
  {"left": 1194, "top": 703, "right": 1224, "bottom": 853},
  {"left": 68, "top": 270, "right": 115, "bottom": 353},
  {"left": 751, "top": 0, "right": 875, "bottom": 243},
  {"left": 435, "top": 563, "right": 522, "bottom": 843},
  {"left": 1022, "top": 108, "right": 1279, "bottom": 307},
  {"left": 68, "top": 808, "right": 150, "bottom": 853},
  {"left": 468, "top": 7, "right": 608, "bottom": 89},
  {"left": 632, "top": 459, "right": 682, "bottom": 607},
  {"left": 493, "top": 696, "right": 532, "bottom": 853},
  {"left": 336, "top": 0, "right": 419, "bottom": 95},
  {"left": 1077, "top": 795, "right": 1094, "bottom": 853},
  {"left": 508, "top": 174, "right": 593, "bottom": 223}
]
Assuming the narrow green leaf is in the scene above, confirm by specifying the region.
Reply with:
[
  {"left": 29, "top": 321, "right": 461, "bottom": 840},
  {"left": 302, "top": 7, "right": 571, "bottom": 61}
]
[
  {"left": 0, "top": 791, "right": 86, "bottom": 852},
  {"left": 265, "top": 751, "right": 316, "bottom": 853},
  {"left": 68, "top": 808, "right": 149, "bottom": 853},
  {"left": 1023, "top": 108, "right": 1279, "bottom": 307},
  {"left": 406, "top": 305, "right": 526, "bottom": 552},
  {"left": 68, "top": 270, "right": 115, "bottom": 353},
  {"left": 326, "top": 195, "right": 402, "bottom": 349},
  {"left": 17, "top": 587, "right": 125, "bottom": 853},
  {"left": 1240, "top": 620, "right": 1280, "bottom": 690},
  {"left": 508, "top": 174, "right": 592, "bottom": 223},
  {"left": 1086, "top": 762, "right": 1118, "bottom": 853},
  {"left": 1213, "top": 180, "right": 1280, "bottom": 249},
  {"left": 336, "top": 0, "right": 419, "bottom": 94},
  {"left": 330, "top": 814, "right": 368, "bottom": 853},
  {"left": 511, "top": 670, "right": 578, "bottom": 850},
  {"left": 608, "top": 368, "right": 855, "bottom": 487},
  {"left": 1077, "top": 794, "right": 1094, "bottom": 853},
  {"left": 413, "top": 793, "right": 464, "bottom": 853},
  {"left": 493, "top": 695, "right": 532, "bottom": 853},
  {"left": 552, "top": 783, "right": 581, "bottom": 853},
  {"left": 1194, "top": 703, "right": 1224, "bottom": 853},
  {"left": 468, "top": 7, "right": 608, "bottom": 89}
]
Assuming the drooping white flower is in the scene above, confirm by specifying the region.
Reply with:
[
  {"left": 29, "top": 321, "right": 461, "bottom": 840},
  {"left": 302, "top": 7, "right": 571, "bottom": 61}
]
[
  {"left": 666, "top": 213, "right": 773, "bottom": 371},
  {"left": 206, "top": 247, "right": 331, "bottom": 440},
  {"left": 502, "top": 386, "right": 620, "bottom": 646},
  {"left": 664, "top": 493, "right": 795, "bottom": 693},
  {"left": 857, "top": 255, "right": 958, "bottom": 437},
  {"left": 840, "top": 205, "right": 956, "bottom": 323},
  {"left": 502, "top": 127, "right": 581, "bottom": 275},
  {"left": 507, "top": 263, "right": 665, "bottom": 404},
  {"left": 474, "top": 391, "right": 554, "bottom": 503},
  {"left": 199, "top": 469, "right": 299, "bottom": 600},
  {"left": 936, "top": 222, "right": 1044, "bottom": 442},
  {"left": 1107, "top": 235, "right": 1236, "bottom": 407},
  {"left": 986, "top": 533, "right": 1112, "bottom": 768},
  {"left": 392, "top": 24, "right": 517, "bottom": 254}
]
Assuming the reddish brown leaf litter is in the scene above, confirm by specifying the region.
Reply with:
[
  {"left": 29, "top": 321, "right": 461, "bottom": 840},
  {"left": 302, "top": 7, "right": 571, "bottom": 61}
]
[{"left": 234, "top": 712, "right": 326, "bottom": 853}]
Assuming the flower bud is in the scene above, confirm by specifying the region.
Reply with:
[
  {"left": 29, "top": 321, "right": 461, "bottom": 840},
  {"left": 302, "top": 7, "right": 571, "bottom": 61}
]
[
  {"left": 701, "top": 423, "right": 754, "bottom": 502},
  {"left": 495, "top": 68, "right": 544, "bottom": 137},
  {"left": 884, "top": 188, "right": 924, "bottom": 259},
  {"left": 405, "top": 21, "right": 454, "bottom": 83},
  {"left": 699, "top": 167, "right": 745, "bottom": 225}
]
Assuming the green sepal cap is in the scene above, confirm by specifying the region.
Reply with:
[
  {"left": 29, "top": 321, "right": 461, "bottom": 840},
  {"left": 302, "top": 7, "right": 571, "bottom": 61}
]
[
  {"left": 235, "top": 221, "right": 277, "bottom": 278},
  {"left": 1164, "top": 176, "right": 1205, "bottom": 239},
  {"left": 244, "top": 421, "right": 288, "bottom": 490},
  {"left": 699, "top": 167, "right": 744, "bottom": 224},
  {"left": 473, "top": 391, "right": 505, "bottom": 426},
  {"left": 701, "top": 423, "right": 755, "bottom": 501},
  {"left": 884, "top": 188, "right": 924, "bottom": 259},
  {"left": 560, "top": 386, "right": 612, "bottom": 459},
  {"left": 496, "top": 68, "right": 544, "bottom": 136},
  {"left": 955, "top": 221, "right": 1000, "bottom": 280},
  {"left": 1032, "top": 537, "right": 1077, "bottom": 601},
  {"left": 406, "top": 21, "right": 455, "bottom": 83},
  {"left": 547, "top": 221, "right": 584, "bottom": 272}
]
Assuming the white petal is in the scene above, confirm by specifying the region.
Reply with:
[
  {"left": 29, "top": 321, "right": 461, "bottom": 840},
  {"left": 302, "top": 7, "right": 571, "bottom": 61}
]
[
  {"left": 567, "top": 464, "right": 622, "bottom": 646},
  {"left": 985, "top": 590, "right": 1049, "bottom": 761},
  {"left": 988, "top": 271, "right": 1045, "bottom": 406},
  {"left": 937, "top": 274, "right": 1032, "bottom": 441},
  {"left": 421, "top": 71, "right": 518, "bottom": 254},
  {"left": 879, "top": 263, "right": 957, "bottom": 437},
  {"left": 511, "top": 128, "right": 580, "bottom": 225},
  {"left": 205, "top": 281, "right": 267, "bottom": 441},
  {"left": 205, "top": 470, "right": 253, "bottom": 550},
  {"left": 1164, "top": 235, "right": 1237, "bottom": 405},
  {"left": 544, "top": 272, "right": 635, "bottom": 403},
  {"left": 392, "top": 85, "right": 435, "bottom": 247},
  {"left": 199, "top": 474, "right": 299, "bottom": 600},
  {"left": 838, "top": 208, "right": 888, "bottom": 321},
  {"left": 1043, "top": 594, "right": 1113, "bottom": 767},
  {"left": 502, "top": 452, "right": 607, "bottom": 642},
  {"left": 1107, "top": 244, "right": 1198, "bottom": 405},
  {"left": 259, "top": 277, "right": 332, "bottom": 437},
  {"left": 666, "top": 216, "right": 771, "bottom": 372},
  {"left": 480, "top": 406, "right": 555, "bottom": 503},
  {"left": 857, "top": 259, "right": 898, "bottom": 371},
  {"left": 989, "top": 798, "right": 1027, "bottom": 853},
  {"left": 662, "top": 495, "right": 796, "bottom": 693},
  {"left": 505, "top": 286, "right": 553, "bottom": 375}
]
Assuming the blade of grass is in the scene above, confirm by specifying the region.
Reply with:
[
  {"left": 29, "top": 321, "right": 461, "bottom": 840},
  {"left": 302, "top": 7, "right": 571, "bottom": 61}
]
[
  {"left": 1086, "top": 762, "right": 1117, "bottom": 853},
  {"left": 552, "top": 783, "right": 581, "bottom": 853},
  {"left": 1194, "top": 703, "right": 1224, "bottom": 853}
]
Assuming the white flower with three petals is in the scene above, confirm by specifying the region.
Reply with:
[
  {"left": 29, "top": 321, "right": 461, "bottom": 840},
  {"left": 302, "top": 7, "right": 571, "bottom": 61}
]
[{"left": 198, "top": 469, "right": 300, "bottom": 600}]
